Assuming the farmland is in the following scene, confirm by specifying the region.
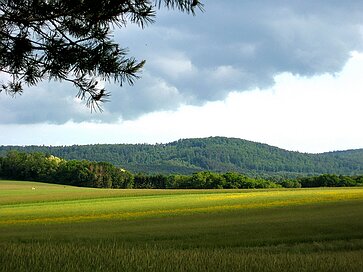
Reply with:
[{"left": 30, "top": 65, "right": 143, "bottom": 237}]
[{"left": 1, "top": 180, "right": 363, "bottom": 271}]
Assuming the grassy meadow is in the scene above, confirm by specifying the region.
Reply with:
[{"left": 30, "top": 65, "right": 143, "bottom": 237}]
[{"left": 1, "top": 180, "right": 363, "bottom": 271}]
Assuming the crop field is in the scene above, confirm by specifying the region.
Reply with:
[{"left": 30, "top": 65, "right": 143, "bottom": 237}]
[{"left": 1, "top": 180, "right": 363, "bottom": 271}]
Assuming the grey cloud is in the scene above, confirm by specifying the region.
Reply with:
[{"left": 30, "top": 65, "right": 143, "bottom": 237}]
[
  {"left": 146, "top": 1, "right": 362, "bottom": 94},
  {"left": 105, "top": 72, "right": 185, "bottom": 120},
  {"left": 1, "top": 0, "right": 363, "bottom": 124},
  {"left": 0, "top": 80, "right": 114, "bottom": 124}
]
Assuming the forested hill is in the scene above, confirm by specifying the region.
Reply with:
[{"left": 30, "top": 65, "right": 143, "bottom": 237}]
[{"left": 1, "top": 137, "right": 362, "bottom": 177}]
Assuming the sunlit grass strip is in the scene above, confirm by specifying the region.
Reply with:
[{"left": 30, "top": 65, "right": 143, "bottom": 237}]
[
  {"left": 2, "top": 189, "right": 363, "bottom": 226},
  {"left": 0, "top": 179, "right": 247, "bottom": 205},
  {"left": 201, "top": 188, "right": 363, "bottom": 201}
]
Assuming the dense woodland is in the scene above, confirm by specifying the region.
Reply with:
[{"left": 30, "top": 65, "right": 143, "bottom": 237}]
[
  {"left": 1, "top": 137, "right": 362, "bottom": 178},
  {"left": 1, "top": 151, "right": 362, "bottom": 189},
  {"left": 0, "top": 151, "right": 133, "bottom": 188}
]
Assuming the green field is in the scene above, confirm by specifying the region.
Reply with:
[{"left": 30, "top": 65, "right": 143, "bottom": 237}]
[{"left": 1, "top": 180, "right": 363, "bottom": 271}]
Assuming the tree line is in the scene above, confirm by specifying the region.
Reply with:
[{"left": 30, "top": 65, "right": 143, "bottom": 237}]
[{"left": 0, "top": 151, "right": 362, "bottom": 189}]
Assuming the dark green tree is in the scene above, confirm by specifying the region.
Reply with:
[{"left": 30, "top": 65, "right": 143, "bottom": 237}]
[{"left": 0, "top": 0, "right": 203, "bottom": 110}]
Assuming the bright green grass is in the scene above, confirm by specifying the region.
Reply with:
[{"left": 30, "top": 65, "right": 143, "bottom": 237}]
[{"left": 1, "top": 180, "right": 363, "bottom": 271}]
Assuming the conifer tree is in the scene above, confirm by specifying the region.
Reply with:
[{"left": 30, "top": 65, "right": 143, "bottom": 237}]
[{"left": 0, "top": 0, "right": 203, "bottom": 110}]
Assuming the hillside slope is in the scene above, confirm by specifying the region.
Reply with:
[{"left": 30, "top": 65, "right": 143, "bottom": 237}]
[{"left": 1, "top": 137, "right": 362, "bottom": 176}]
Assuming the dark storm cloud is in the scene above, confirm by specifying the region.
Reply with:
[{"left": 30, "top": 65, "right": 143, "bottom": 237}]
[{"left": 1, "top": 0, "right": 363, "bottom": 123}]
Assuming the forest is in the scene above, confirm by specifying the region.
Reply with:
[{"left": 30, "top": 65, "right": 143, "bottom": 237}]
[
  {"left": 0, "top": 137, "right": 362, "bottom": 177},
  {"left": 1, "top": 151, "right": 362, "bottom": 189}
]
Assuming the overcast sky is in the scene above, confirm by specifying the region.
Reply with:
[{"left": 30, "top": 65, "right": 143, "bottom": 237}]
[{"left": 1, "top": 1, "right": 363, "bottom": 153}]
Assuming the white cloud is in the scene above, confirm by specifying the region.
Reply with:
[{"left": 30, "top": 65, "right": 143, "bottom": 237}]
[
  {"left": 233, "top": 43, "right": 257, "bottom": 58},
  {"left": 211, "top": 65, "right": 243, "bottom": 82},
  {"left": 151, "top": 52, "right": 196, "bottom": 80}
]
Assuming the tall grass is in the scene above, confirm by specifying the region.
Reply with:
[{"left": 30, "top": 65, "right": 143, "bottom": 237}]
[{"left": 1, "top": 240, "right": 363, "bottom": 272}]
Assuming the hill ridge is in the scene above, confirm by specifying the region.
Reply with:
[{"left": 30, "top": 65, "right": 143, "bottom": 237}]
[{"left": 1, "top": 136, "right": 362, "bottom": 177}]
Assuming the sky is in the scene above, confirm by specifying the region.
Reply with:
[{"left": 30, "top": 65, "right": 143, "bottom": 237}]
[{"left": 1, "top": 1, "right": 363, "bottom": 153}]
